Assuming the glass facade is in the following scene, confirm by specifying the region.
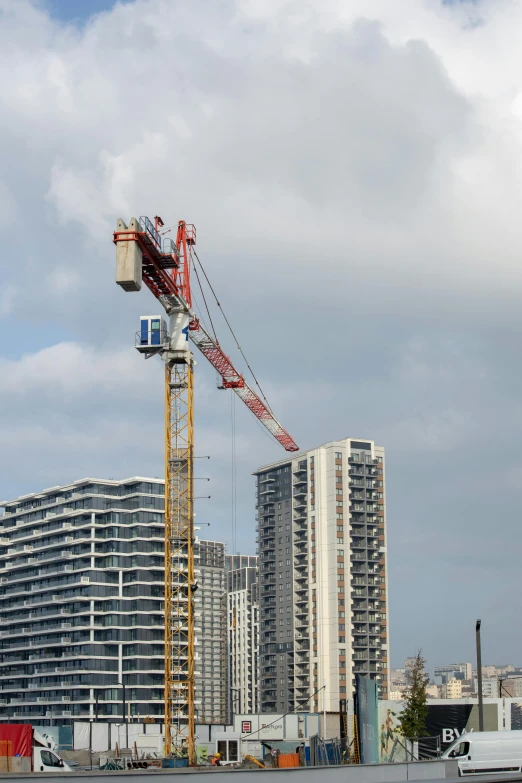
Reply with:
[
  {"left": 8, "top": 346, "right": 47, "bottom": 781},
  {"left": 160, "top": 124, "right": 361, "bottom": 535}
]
[{"left": 0, "top": 478, "right": 227, "bottom": 725}]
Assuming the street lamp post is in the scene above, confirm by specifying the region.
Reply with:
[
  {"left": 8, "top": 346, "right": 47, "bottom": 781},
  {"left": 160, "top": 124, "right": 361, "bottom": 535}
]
[
  {"left": 476, "top": 620, "right": 484, "bottom": 732},
  {"left": 230, "top": 688, "right": 240, "bottom": 718}
]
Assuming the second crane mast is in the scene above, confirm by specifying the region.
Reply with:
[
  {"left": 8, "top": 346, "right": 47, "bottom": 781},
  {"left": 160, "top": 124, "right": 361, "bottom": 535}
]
[{"left": 114, "top": 216, "right": 298, "bottom": 764}]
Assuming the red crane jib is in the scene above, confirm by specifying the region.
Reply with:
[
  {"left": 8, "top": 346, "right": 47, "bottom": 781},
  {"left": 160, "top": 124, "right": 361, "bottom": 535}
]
[{"left": 113, "top": 221, "right": 299, "bottom": 452}]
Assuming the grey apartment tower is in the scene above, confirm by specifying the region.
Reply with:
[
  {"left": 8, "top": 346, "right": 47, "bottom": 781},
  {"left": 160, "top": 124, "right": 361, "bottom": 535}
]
[
  {"left": 255, "top": 439, "right": 389, "bottom": 715},
  {"left": 0, "top": 478, "right": 227, "bottom": 725}
]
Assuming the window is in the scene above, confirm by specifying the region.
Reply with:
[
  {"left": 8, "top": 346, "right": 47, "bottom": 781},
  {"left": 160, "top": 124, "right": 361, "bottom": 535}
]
[
  {"left": 279, "top": 608, "right": 284, "bottom": 614},
  {"left": 286, "top": 559, "right": 291, "bottom": 566},
  {"left": 336, "top": 487, "right": 343, "bottom": 495},
  {"left": 335, "top": 452, "right": 342, "bottom": 458},
  {"left": 217, "top": 740, "right": 238, "bottom": 763},
  {"left": 278, "top": 515, "right": 282, "bottom": 521},
  {"left": 339, "top": 648, "right": 345, "bottom": 656},
  {"left": 449, "top": 742, "right": 470, "bottom": 759},
  {"left": 339, "top": 636, "right": 345, "bottom": 643},
  {"left": 278, "top": 526, "right": 282, "bottom": 532},
  {"left": 337, "top": 537, "right": 344, "bottom": 544},
  {"left": 337, "top": 550, "right": 344, "bottom": 557},
  {"left": 336, "top": 525, "right": 343, "bottom": 533},
  {"left": 40, "top": 752, "right": 63, "bottom": 769},
  {"left": 336, "top": 513, "right": 343, "bottom": 520}
]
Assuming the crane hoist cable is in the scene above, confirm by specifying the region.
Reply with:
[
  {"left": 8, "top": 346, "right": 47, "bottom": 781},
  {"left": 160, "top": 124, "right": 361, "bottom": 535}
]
[
  {"left": 191, "top": 247, "right": 274, "bottom": 413},
  {"left": 231, "top": 393, "right": 237, "bottom": 555},
  {"left": 190, "top": 249, "right": 218, "bottom": 343}
]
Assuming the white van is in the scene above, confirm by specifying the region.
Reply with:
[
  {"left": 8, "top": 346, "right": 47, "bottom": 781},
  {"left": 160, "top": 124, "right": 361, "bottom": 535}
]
[{"left": 442, "top": 731, "right": 522, "bottom": 776}]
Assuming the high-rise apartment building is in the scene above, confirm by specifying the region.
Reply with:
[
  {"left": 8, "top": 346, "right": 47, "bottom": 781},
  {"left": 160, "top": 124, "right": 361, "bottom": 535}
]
[
  {"left": 0, "top": 478, "right": 226, "bottom": 725},
  {"left": 195, "top": 540, "right": 227, "bottom": 724},
  {"left": 0, "top": 478, "right": 165, "bottom": 724},
  {"left": 255, "top": 438, "right": 389, "bottom": 715},
  {"left": 226, "top": 555, "right": 259, "bottom": 714}
]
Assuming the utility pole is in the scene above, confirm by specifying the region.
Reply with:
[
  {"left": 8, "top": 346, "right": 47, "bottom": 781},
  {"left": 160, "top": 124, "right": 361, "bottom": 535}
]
[
  {"left": 118, "top": 682, "right": 127, "bottom": 747},
  {"left": 476, "top": 619, "right": 484, "bottom": 731},
  {"left": 323, "top": 680, "right": 327, "bottom": 740}
]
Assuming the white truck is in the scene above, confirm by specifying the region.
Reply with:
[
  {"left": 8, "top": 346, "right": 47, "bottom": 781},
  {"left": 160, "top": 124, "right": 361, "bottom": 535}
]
[
  {"left": 0, "top": 724, "right": 71, "bottom": 773},
  {"left": 443, "top": 730, "right": 522, "bottom": 776}
]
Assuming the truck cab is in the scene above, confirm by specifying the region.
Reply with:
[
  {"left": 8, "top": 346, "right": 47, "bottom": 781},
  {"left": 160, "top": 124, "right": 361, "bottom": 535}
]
[
  {"left": 443, "top": 731, "right": 522, "bottom": 776},
  {"left": 34, "top": 747, "right": 71, "bottom": 773}
]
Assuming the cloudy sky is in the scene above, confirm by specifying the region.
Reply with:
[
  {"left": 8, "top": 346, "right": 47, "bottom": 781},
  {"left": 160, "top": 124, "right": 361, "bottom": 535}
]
[{"left": 2, "top": 0, "right": 522, "bottom": 670}]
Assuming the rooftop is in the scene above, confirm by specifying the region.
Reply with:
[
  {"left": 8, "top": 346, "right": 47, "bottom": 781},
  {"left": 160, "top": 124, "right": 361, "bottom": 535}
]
[
  {"left": 1, "top": 476, "right": 164, "bottom": 508},
  {"left": 254, "top": 437, "right": 382, "bottom": 474}
]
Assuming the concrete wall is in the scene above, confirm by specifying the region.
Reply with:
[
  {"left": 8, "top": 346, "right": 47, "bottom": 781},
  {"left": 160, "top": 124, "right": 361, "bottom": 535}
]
[{"left": 0, "top": 759, "right": 459, "bottom": 782}]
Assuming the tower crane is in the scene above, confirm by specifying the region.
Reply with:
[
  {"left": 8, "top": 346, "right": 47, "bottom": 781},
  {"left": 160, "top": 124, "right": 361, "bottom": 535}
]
[{"left": 113, "top": 215, "right": 298, "bottom": 764}]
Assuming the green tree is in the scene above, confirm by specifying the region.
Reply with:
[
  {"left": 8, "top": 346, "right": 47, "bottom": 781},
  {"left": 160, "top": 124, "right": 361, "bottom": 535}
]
[{"left": 399, "top": 650, "right": 429, "bottom": 748}]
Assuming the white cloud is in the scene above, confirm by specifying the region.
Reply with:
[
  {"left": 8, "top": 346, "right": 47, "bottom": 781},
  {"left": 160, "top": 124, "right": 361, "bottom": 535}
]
[{"left": 4, "top": 0, "right": 522, "bottom": 663}]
